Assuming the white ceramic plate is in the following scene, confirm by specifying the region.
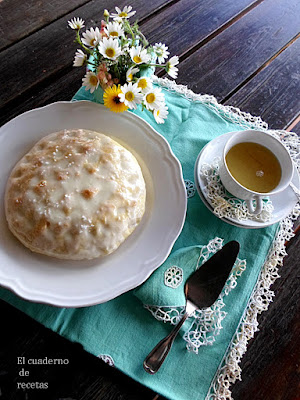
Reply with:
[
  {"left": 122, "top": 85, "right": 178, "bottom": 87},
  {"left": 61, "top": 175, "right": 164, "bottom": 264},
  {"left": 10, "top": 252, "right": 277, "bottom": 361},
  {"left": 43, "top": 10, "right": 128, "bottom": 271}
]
[
  {"left": 0, "top": 101, "right": 187, "bottom": 307},
  {"left": 194, "top": 131, "right": 299, "bottom": 229}
]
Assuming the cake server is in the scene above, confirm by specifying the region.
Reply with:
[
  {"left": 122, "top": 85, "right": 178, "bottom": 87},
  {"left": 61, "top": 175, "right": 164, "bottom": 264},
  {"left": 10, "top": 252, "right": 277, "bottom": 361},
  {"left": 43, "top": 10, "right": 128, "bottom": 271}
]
[{"left": 143, "top": 240, "right": 240, "bottom": 374}]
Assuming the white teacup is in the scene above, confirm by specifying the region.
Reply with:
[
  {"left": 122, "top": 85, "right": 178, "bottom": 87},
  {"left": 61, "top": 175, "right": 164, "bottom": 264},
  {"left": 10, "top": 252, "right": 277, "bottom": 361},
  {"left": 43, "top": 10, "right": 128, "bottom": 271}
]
[{"left": 219, "top": 130, "right": 294, "bottom": 214}]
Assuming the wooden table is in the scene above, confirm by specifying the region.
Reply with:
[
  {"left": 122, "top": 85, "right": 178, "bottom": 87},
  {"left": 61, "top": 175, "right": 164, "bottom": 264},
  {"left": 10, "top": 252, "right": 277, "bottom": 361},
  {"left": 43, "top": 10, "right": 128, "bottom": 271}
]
[{"left": 0, "top": 1, "right": 299, "bottom": 399}]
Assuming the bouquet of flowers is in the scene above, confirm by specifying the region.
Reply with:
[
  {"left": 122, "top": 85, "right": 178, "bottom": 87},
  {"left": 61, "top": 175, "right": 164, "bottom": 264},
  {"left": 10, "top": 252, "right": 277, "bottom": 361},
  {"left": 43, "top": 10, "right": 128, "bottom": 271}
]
[{"left": 68, "top": 5, "right": 179, "bottom": 123}]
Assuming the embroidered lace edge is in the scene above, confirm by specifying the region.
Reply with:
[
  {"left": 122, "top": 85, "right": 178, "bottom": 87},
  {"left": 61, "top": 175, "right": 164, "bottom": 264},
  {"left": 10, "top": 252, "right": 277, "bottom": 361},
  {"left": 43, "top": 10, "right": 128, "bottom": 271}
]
[{"left": 153, "top": 76, "right": 300, "bottom": 400}]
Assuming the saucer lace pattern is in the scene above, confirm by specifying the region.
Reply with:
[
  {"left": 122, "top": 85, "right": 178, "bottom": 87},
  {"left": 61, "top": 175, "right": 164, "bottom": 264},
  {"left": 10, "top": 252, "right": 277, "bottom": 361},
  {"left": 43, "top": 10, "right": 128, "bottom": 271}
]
[
  {"left": 144, "top": 237, "right": 246, "bottom": 354},
  {"left": 154, "top": 77, "right": 300, "bottom": 399},
  {"left": 200, "top": 158, "right": 274, "bottom": 222}
]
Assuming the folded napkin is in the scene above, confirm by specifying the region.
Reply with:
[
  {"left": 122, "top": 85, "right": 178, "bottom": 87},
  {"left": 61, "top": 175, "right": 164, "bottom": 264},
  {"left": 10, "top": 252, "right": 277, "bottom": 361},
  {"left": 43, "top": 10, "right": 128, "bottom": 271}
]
[
  {"left": 134, "top": 237, "right": 246, "bottom": 353},
  {"left": 1, "top": 77, "right": 299, "bottom": 400}
]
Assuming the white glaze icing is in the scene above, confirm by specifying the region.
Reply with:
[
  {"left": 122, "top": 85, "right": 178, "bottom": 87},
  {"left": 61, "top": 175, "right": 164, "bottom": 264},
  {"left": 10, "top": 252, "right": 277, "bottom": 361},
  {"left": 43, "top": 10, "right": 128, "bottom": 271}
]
[{"left": 5, "top": 129, "right": 146, "bottom": 260}]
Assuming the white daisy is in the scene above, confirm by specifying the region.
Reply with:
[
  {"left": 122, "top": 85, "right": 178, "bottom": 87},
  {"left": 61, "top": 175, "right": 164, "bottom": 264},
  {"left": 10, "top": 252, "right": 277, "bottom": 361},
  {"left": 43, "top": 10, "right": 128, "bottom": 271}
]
[
  {"left": 73, "top": 49, "right": 87, "bottom": 67},
  {"left": 104, "top": 21, "right": 124, "bottom": 38},
  {"left": 143, "top": 88, "right": 164, "bottom": 111},
  {"left": 111, "top": 6, "right": 136, "bottom": 20},
  {"left": 137, "top": 76, "right": 153, "bottom": 93},
  {"left": 153, "top": 43, "right": 169, "bottom": 64},
  {"left": 81, "top": 27, "right": 102, "bottom": 47},
  {"left": 98, "top": 37, "right": 122, "bottom": 60},
  {"left": 126, "top": 66, "right": 139, "bottom": 82},
  {"left": 130, "top": 46, "right": 151, "bottom": 65},
  {"left": 68, "top": 17, "right": 85, "bottom": 30},
  {"left": 119, "top": 82, "right": 143, "bottom": 110},
  {"left": 165, "top": 55, "right": 179, "bottom": 79},
  {"left": 153, "top": 103, "right": 169, "bottom": 124},
  {"left": 82, "top": 71, "right": 99, "bottom": 93}
]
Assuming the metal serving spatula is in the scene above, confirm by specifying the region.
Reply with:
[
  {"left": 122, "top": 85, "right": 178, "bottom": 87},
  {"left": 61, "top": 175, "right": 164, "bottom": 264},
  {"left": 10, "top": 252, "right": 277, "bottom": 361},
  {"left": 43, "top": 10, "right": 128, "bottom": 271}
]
[{"left": 143, "top": 240, "right": 240, "bottom": 374}]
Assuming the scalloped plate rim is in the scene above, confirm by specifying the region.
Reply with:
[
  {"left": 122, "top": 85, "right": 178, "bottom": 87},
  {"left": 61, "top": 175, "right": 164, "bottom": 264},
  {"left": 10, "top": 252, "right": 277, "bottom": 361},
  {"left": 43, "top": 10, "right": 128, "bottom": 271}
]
[{"left": 0, "top": 101, "right": 187, "bottom": 307}]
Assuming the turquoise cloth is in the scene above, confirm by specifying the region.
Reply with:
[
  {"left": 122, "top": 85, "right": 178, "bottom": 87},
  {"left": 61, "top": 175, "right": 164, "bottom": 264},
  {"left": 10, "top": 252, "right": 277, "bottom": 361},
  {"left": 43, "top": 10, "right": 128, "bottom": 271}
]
[
  {"left": 0, "top": 82, "right": 279, "bottom": 400},
  {"left": 133, "top": 240, "right": 246, "bottom": 347},
  {"left": 135, "top": 245, "right": 204, "bottom": 308}
]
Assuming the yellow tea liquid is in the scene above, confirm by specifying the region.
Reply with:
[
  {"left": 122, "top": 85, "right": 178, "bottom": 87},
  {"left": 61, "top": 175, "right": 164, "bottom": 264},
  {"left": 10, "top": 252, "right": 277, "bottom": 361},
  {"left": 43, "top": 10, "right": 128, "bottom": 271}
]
[{"left": 225, "top": 142, "right": 281, "bottom": 193}]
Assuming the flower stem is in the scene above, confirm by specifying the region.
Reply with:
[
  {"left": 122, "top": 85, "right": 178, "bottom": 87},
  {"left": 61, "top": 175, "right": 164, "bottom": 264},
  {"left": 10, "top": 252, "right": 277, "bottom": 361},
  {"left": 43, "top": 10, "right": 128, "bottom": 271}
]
[
  {"left": 75, "top": 30, "right": 93, "bottom": 55},
  {"left": 137, "top": 30, "right": 148, "bottom": 47},
  {"left": 86, "top": 60, "right": 98, "bottom": 68},
  {"left": 114, "top": 63, "right": 121, "bottom": 79},
  {"left": 147, "top": 63, "right": 166, "bottom": 68},
  {"left": 124, "top": 20, "right": 135, "bottom": 44}
]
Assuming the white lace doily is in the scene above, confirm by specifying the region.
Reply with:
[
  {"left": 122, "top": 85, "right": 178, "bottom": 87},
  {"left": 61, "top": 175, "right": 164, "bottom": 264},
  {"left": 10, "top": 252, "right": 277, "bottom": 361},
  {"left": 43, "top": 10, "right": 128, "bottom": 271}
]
[
  {"left": 144, "top": 237, "right": 246, "bottom": 354},
  {"left": 200, "top": 158, "right": 274, "bottom": 222}
]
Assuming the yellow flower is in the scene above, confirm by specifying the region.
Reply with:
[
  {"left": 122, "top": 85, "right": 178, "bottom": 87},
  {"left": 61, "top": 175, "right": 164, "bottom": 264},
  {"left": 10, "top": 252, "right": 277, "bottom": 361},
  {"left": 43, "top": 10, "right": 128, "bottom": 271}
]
[
  {"left": 111, "top": 6, "right": 136, "bottom": 20},
  {"left": 98, "top": 37, "right": 122, "bottom": 60},
  {"left": 129, "top": 45, "right": 151, "bottom": 65},
  {"left": 103, "top": 85, "right": 128, "bottom": 113},
  {"left": 137, "top": 76, "right": 152, "bottom": 93}
]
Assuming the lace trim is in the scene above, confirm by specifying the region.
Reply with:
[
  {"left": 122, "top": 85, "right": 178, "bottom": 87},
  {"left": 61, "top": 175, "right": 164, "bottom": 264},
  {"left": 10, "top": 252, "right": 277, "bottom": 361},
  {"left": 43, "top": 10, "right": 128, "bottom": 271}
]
[
  {"left": 200, "top": 158, "right": 274, "bottom": 222},
  {"left": 153, "top": 76, "right": 268, "bottom": 131},
  {"left": 145, "top": 238, "right": 246, "bottom": 353},
  {"left": 153, "top": 77, "right": 300, "bottom": 399},
  {"left": 185, "top": 179, "right": 196, "bottom": 198},
  {"left": 206, "top": 207, "right": 299, "bottom": 400},
  {"left": 153, "top": 77, "right": 300, "bottom": 162},
  {"left": 164, "top": 266, "right": 183, "bottom": 288},
  {"left": 97, "top": 354, "right": 115, "bottom": 367}
]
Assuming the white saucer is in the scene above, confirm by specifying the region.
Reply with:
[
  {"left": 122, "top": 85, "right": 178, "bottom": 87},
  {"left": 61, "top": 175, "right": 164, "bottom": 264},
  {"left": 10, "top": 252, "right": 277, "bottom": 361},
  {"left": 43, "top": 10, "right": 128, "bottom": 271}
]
[{"left": 194, "top": 131, "right": 300, "bottom": 229}]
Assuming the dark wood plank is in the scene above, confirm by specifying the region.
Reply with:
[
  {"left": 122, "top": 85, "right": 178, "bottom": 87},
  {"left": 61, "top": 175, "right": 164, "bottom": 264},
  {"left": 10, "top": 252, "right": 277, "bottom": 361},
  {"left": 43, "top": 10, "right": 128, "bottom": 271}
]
[
  {"left": 0, "top": 300, "right": 156, "bottom": 400},
  {"left": 0, "top": 68, "right": 83, "bottom": 127},
  {"left": 0, "top": 0, "right": 261, "bottom": 127},
  {"left": 289, "top": 120, "right": 300, "bottom": 135},
  {"left": 0, "top": 0, "right": 90, "bottom": 51},
  {"left": 0, "top": 0, "right": 173, "bottom": 113},
  {"left": 224, "top": 37, "right": 300, "bottom": 130},
  {"left": 176, "top": 0, "right": 300, "bottom": 101},
  {"left": 141, "top": 0, "right": 261, "bottom": 62},
  {"left": 232, "top": 233, "right": 300, "bottom": 400}
]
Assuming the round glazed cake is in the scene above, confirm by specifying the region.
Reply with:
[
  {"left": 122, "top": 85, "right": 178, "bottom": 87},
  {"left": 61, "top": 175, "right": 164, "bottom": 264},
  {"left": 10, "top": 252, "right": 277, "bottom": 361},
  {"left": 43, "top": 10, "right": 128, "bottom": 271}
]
[{"left": 5, "top": 129, "right": 146, "bottom": 260}]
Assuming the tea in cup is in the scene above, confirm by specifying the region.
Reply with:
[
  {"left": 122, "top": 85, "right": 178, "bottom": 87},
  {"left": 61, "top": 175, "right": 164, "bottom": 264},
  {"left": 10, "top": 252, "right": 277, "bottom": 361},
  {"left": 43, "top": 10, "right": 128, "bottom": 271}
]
[{"left": 219, "top": 130, "right": 294, "bottom": 214}]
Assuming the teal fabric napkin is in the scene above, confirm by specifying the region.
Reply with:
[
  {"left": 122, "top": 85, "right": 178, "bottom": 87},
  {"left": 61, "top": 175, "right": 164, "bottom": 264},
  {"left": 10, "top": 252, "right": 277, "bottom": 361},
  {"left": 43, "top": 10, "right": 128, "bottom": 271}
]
[
  {"left": 134, "top": 238, "right": 247, "bottom": 352},
  {"left": 1, "top": 78, "right": 294, "bottom": 400}
]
